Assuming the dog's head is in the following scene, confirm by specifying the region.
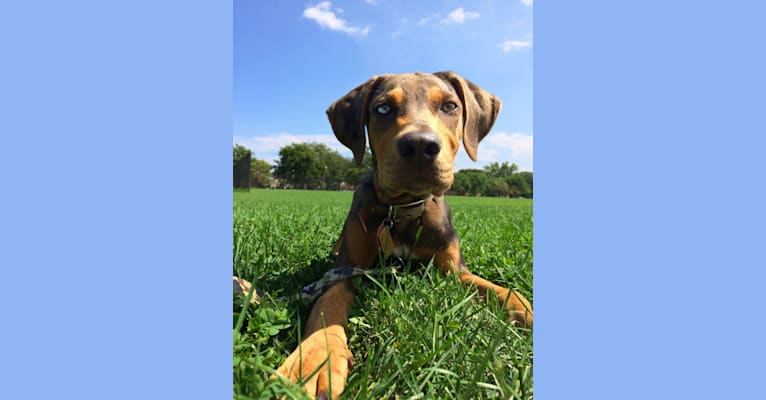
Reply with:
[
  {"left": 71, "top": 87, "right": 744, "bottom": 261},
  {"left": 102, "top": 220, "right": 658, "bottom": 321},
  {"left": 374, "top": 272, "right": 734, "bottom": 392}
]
[{"left": 327, "top": 71, "right": 500, "bottom": 199}]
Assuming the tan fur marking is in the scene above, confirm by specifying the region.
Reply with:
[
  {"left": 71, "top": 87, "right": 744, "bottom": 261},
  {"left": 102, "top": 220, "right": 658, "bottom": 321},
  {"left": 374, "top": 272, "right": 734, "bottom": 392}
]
[
  {"left": 434, "top": 241, "right": 463, "bottom": 272},
  {"left": 304, "top": 280, "right": 355, "bottom": 334},
  {"left": 427, "top": 86, "right": 444, "bottom": 104},
  {"left": 434, "top": 118, "right": 459, "bottom": 156},
  {"left": 387, "top": 87, "right": 404, "bottom": 107}
]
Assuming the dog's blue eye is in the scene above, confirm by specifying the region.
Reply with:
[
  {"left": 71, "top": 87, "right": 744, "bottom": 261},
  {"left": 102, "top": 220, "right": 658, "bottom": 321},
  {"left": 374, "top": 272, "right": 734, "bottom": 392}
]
[
  {"left": 441, "top": 102, "right": 458, "bottom": 113},
  {"left": 375, "top": 104, "right": 391, "bottom": 115}
]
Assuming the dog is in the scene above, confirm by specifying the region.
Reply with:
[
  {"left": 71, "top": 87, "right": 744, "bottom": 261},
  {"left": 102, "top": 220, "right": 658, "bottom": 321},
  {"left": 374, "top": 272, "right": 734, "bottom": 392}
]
[{"left": 274, "top": 71, "right": 533, "bottom": 399}]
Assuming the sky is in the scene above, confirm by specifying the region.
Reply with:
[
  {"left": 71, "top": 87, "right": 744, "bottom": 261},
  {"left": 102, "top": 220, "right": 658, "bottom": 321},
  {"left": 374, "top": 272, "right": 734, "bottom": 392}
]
[{"left": 234, "top": 0, "right": 533, "bottom": 171}]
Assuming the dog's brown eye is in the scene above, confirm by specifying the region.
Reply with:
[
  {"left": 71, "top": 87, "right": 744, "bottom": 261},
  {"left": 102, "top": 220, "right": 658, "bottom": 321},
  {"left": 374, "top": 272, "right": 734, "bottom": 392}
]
[
  {"left": 441, "top": 102, "right": 458, "bottom": 113},
  {"left": 375, "top": 104, "right": 392, "bottom": 115}
]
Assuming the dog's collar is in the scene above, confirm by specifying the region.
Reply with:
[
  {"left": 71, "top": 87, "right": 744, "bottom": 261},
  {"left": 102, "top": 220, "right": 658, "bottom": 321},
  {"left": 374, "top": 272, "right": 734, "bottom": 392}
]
[{"left": 357, "top": 197, "right": 429, "bottom": 233}]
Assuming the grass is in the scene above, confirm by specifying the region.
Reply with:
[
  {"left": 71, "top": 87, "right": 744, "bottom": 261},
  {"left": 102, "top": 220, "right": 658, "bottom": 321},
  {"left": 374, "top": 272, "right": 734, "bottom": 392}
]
[{"left": 234, "top": 189, "right": 533, "bottom": 399}]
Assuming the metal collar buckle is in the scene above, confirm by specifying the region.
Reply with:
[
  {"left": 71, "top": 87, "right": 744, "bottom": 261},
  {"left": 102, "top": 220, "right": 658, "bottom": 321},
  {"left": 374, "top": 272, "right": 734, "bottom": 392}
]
[{"left": 382, "top": 205, "right": 396, "bottom": 229}]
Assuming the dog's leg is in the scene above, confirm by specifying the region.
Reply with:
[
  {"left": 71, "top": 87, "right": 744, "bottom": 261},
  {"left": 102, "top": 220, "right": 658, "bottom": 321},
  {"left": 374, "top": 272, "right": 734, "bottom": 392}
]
[
  {"left": 434, "top": 241, "right": 533, "bottom": 327},
  {"left": 275, "top": 279, "right": 355, "bottom": 399},
  {"left": 276, "top": 200, "right": 377, "bottom": 398}
]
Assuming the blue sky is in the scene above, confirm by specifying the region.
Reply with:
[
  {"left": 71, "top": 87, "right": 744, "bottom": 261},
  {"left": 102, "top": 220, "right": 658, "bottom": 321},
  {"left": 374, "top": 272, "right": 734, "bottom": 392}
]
[{"left": 234, "top": 0, "right": 533, "bottom": 171}]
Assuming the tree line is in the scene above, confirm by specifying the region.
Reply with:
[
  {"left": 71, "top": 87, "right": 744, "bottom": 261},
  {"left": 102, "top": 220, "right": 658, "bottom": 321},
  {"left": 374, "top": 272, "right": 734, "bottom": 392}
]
[{"left": 234, "top": 143, "right": 532, "bottom": 198}]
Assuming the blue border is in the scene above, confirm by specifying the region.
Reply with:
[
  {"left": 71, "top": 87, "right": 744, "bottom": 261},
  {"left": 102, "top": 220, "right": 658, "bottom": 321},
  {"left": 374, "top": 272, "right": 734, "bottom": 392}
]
[
  {"left": 536, "top": 1, "right": 766, "bottom": 398},
  {"left": 1, "top": 1, "right": 231, "bottom": 398}
]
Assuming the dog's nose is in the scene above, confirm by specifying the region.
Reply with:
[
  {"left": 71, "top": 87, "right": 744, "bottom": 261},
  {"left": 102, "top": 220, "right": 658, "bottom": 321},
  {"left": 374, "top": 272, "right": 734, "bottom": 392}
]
[{"left": 396, "top": 131, "right": 442, "bottom": 163}]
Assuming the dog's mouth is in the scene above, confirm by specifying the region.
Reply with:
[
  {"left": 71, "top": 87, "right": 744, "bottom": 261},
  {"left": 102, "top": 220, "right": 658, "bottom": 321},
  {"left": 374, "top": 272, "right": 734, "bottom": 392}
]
[{"left": 378, "top": 164, "right": 454, "bottom": 198}]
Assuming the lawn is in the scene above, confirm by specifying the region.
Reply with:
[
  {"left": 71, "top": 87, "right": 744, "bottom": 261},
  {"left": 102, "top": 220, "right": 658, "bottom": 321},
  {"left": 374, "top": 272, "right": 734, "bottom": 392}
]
[{"left": 234, "top": 189, "right": 533, "bottom": 399}]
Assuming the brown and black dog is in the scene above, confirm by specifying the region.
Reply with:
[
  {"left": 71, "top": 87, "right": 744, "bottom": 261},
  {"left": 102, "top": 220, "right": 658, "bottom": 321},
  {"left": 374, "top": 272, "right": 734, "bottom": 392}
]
[{"left": 274, "top": 71, "right": 533, "bottom": 399}]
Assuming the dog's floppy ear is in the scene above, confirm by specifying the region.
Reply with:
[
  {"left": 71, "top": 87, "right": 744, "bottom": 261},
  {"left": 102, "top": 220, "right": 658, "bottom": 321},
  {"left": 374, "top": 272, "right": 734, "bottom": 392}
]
[
  {"left": 433, "top": 71, "right": 501, "bottom": 161},
  {"left": 326, "top": 75, "right": 388, "bottom": 166}
]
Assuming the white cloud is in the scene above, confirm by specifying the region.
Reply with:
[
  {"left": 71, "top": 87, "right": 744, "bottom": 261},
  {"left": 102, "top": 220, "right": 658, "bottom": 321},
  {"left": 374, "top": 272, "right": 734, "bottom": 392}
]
[
  {"left": 303, "top": 2, "right": 370, "bottom": 37},
  {"left": 455, "top": 132, "right": 533, "bottom": 172},
  {"left": 364, "top": 0, "right": 379, "bottom": 5},
  {"left": 234, "top": 133, "right": 350, "bottom": 164},
  {"left": 441, "top": 8, "right": 480, "bottom": 24},
  {"left": 521, "top": 0, "right": 533, "bottom": 7},
  {"left": 499, "top": 39, "right": 532, "bottom": 52},
  {"left": 417, "top": 14, "right": 439, "bottom": 26}
]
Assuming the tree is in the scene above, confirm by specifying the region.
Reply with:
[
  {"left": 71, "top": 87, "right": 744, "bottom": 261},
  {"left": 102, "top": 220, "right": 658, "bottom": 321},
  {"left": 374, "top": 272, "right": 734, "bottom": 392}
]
[
  {"left": 450, "top": 169, "right": 491, "bottom": 196},
  {"left": 517, "top": 171, "right": 533, "bottom": 198},
  {"left": 315, "top": 143, "right": 348, "bottom": 190},
  {"left": 450, "top": 171, "right": 470, "bottom": 195},
  {"left": 506, "top": 173, "right": 531, "bottom": 198},
  {"left": 484, "top": 162, "right": 533, "bottom": 198},
  {"left": 342, "top": 150, "right": 373, "bottom": 187},
  {"left": 273, "top": 142, "right": 371, "bottom": 189},
  {"left": 250, "top": 158, "right": 272, "bottom": 188},
  {"left": 484, "top": 162, "right": 519, "bottom": 179},
  {"left": 273, "top": 143, "right": 322, "bottom": 189},
  {"left": 487, "top": 177, "right": 511, "bottom": 197},
  {"left": 233, "top": 145, "right": 251, "bottom": 189}
]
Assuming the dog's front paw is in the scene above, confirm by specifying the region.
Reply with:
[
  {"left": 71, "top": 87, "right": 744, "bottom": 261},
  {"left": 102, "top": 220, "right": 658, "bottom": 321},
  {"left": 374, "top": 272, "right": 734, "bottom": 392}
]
[
  {"left": 274, "top": 328, "right": 353, "bottom": 399},
  {"left": 503, "top": 290, "right": 534, "bottom": 328}
]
